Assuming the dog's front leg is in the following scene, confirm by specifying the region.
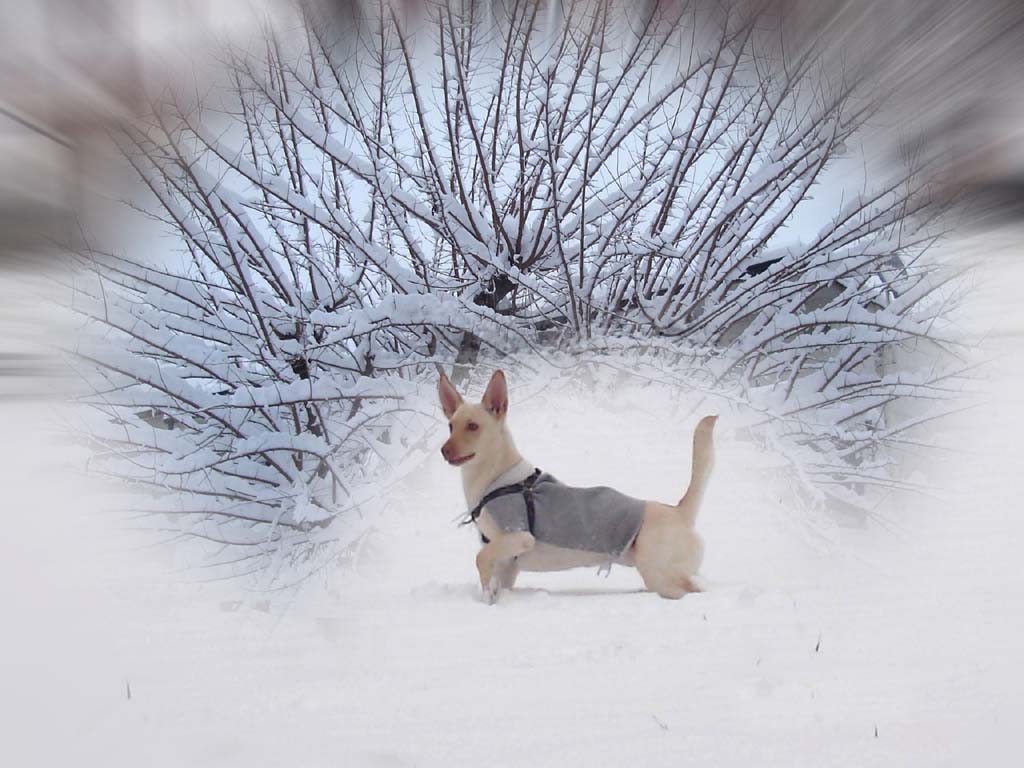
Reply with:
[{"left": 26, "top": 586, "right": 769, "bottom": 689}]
[
  {"left": 493, "top": 559, "right": 520, "bottom": 590},
  {"left": 476, "top": 531, "right": 534, "bottom": 604}
]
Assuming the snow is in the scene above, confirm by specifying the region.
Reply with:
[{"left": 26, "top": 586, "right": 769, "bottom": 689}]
[{"left": 3, "top": 228, "right": 1024, "bottom": 765}]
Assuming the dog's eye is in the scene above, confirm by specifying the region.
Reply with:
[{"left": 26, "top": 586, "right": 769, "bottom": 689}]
[{"left": 467, "top": 422, "right": 479, "bottom": 432}]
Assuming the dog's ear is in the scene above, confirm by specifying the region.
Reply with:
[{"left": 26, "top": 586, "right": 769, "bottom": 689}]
[
  {"left": 481, "top": 369, "right": 508, "bottom": 418},
  {"left": 438, "top": 372, "right": 464, "bottom": 419}
]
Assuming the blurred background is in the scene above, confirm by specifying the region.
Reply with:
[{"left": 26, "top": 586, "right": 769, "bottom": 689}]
[
  {"left": 0, "top": 0, "right": 296, "bottom": 395},
  {"left": 776, "top": 0, "right": 1024, "bottom": 219},
  {"left": 1, "top": 0, "right": 1021, "bottom": 258},
  {"left": 2, "top": 0, "right": 1018, "bottom": 394},
  {"left": 0, "top": 0, "right": 286, "bottom": 262},
  {"left": 2, "top": 0, "right": 1023, "bottom": 265}
]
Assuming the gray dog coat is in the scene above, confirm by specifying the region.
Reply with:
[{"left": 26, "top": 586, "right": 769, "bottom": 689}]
[{"left": 469, "top": 468, "right": 645, "bottom": 559}]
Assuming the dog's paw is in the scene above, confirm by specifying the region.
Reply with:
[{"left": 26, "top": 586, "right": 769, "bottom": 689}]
[{"left": 481, "top": 576, "right": 501, "bottom": 605}]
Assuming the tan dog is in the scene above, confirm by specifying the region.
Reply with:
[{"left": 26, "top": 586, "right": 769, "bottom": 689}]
[{"left": 438, "top": 369, "right": 716, "bottom": 603}]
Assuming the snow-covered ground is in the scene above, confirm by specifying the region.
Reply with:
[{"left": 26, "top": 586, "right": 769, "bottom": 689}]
[{"left": 2, "top": 229, "right": 1023, "bottom": 766}]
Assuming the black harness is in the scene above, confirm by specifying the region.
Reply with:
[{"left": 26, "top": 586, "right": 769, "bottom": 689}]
[{"left": 461, "top": 468, "right": 542, "bottom": 544}]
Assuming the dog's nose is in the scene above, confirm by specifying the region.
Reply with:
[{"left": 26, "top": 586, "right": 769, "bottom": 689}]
[{"left": 441, "top": 443, "right": 451, "bottom": 461}]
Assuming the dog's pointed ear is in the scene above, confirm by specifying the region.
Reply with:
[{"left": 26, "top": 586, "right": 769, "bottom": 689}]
[
  {"left": 438, "top": 372, "right": 464, "bottom": 419},
  {"left": 481, "top": 369, "right": 508, "bottom": 418}
]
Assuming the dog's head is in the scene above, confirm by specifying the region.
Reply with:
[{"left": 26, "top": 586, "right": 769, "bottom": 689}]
[{"left": 437, "top": 370, "right": 509, "bottom": 468}]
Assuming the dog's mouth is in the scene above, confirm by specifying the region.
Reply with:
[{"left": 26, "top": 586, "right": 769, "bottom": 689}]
[{"left": 447, "top": 453, "right": 475, "bottom": 467}]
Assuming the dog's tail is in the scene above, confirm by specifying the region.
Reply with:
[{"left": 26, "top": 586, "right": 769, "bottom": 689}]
[{"left": 676, "top": 415, "right": 717, "bottom": 526}]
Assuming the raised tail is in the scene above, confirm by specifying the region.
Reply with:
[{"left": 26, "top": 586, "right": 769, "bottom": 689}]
[{"left": 677, "top": 414, "right": 717, "bottom": 526}]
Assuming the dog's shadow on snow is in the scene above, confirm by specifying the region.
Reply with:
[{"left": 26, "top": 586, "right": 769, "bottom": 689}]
[
  {"left": 505, "top": 586, "right": 649, "bottom": 599},
  {"left": 413, "top": 581, "right": 654, "bottom": 603}
]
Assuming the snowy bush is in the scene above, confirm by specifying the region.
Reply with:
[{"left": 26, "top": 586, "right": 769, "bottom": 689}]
[{"left": 73, "top": 0, "right": 963, "bottom": 582}]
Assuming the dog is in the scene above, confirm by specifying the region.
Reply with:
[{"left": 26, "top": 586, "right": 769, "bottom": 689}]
[{"left": 438, "top": 369, "right": 716, "bottom": 603}]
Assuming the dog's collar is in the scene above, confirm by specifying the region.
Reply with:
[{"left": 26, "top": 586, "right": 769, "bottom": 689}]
[
  {"left": 460, "top": 468, "right": 543, "bottom": 535},
  {"left": 482, "top": 459, "right": 535, "bottom": 495}
]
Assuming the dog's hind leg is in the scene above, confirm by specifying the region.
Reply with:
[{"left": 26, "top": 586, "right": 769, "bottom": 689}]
[
  {"left": 660, "top": 574, "right": 702, "bottom": 599},
  {"left": 639, "top": 569, "right": 701, "bottom": 599},
  {"left": 679, "top": 575, "right": 702, "bottom": 593},
  {"left": 633, "top": 510, "right": 705, "bottom": 599}
]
